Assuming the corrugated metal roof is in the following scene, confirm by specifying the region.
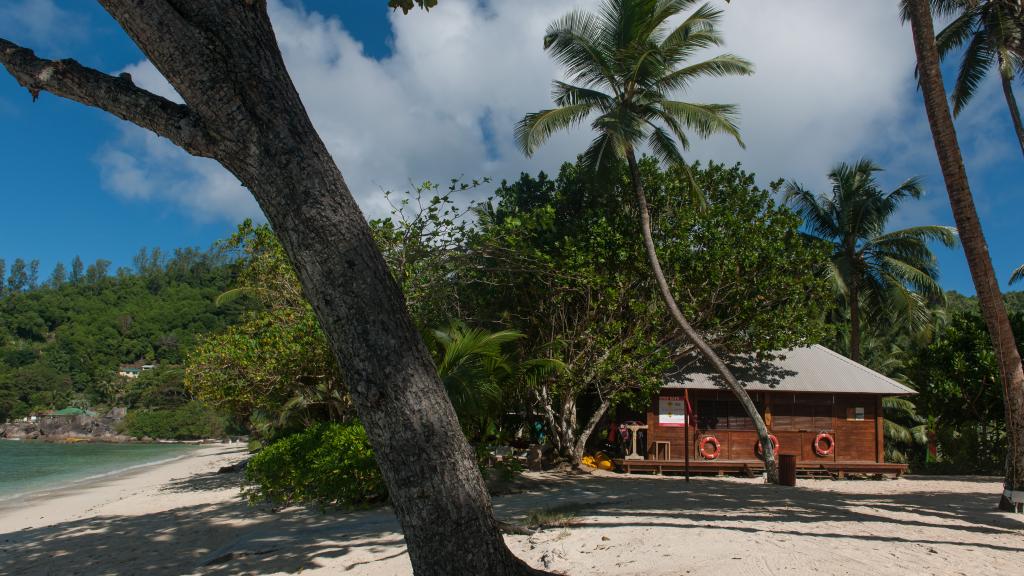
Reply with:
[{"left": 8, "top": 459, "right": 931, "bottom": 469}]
[{"left": 664, "top": 344, "right": 916, "bottom": 396}]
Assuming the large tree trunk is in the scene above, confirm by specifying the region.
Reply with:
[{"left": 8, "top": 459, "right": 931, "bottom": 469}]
[
  {"left": 998, "top": 63, "right": 1024, "bottom": 161},
  {"left": 848, "top": 269, "right": 861, "bottom": 363},
  {"left": 906, "top": 0, "right": 1024, "bottom": 512},
  {"left": 625, "top": 151, "right": 778, "bottom": 483},
  {"left": 0, "top": 2, "right": 549, "bottom": 572}
]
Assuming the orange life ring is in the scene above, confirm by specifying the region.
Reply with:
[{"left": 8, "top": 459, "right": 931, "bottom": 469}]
[
  {"left": 814, "top": 432, "right": 835, "bottom": 457},
  {"left": 698, "top": 435, "right": 721, "bottom": 460},
  {"left": 755, "top": 434, "right": 780, "bottom": 457}
]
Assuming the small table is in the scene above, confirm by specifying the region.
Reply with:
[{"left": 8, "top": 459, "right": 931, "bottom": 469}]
[
  {"left": 654, "top": 441, "right": 671, "bottom": 461},
  {"left": 624, "top": 423, "right": 649, "bottom": 460}
]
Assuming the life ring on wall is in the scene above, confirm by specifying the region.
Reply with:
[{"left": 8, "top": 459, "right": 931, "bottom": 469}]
[
  {"left": 814, "top": 432, "right": 835, "bottom": 457},
  {"left": 698, "top": 435, "right": 721, "bottom": 460},
  {"left": 755, "top": 434, "right": 780, "bottom": 457}
]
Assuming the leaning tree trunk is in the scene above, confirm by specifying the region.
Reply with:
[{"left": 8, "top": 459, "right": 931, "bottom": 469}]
[
  {"left": 907, "top": 0, "right": 1024, "bottom": 512},
  {"left": 573, "top": 397, "right": 612, "bottom": 464},
  {"left": 626, "top": 151, "right": 779, "bottom": 483},
  {"left": 0, "top": 2, "right": 549, "bottom": 573},
  {"left": 998, "top": 63, "right": 1024, "bottom": 161}
]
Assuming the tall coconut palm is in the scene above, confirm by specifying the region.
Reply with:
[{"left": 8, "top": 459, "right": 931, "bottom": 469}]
[
  {"left": 514, "top": 0, "right": 785, "bottom": 480},
  {"left": 904, "top": 0, "right": 1024, "bottom": 512},
  {"left": 931, "top": 0, "right": 1024, "bottom": 158},
  {"left": 784, "top": 159, "right": 958, "bottom": 363}
]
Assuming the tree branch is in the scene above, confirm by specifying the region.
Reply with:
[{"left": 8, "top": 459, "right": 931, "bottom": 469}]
[{"left": 0, "top": 37, "right": 217, "bottom": 157}]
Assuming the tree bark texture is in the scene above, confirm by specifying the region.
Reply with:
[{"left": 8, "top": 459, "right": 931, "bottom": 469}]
[
  {"left": 1, "top": 1, "right": 550, "bottom": 571},
  {"left": 848, "top": 262, "right": 861, "bottom": 364},
  {"left": 998, "top": 63, "right": 1024, "bottom": 161},
  {"left": 906, "top": 0, "right": 1024, "bottom": 511},
  {"left": 625, "top": 151, "right": 779, "bottom": 484}
]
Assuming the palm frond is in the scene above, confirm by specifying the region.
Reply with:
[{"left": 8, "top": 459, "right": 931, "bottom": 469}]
[
  {"left": 935, "top": 7, "right": 980, "bottom": 61},
  {"left": 782, "top": 182, "right": 840, "bottom": 240},
  {"left": 515, "top": 104, "right": 595, "bottom": 156},
  {"left": 552, "top": 81, "right": 614, "bottom": 109},
  {"left": 646, "top": 124, "right": 685, "bottom": 165},
  {"left": 952, "top": 24, "right": 995, "bottom": 114},
  {"left": 659, "top": 100, "right": 743, "bottom": 145},
  {"left": 543, "top": 10, "right": 616, "bottom": 89},
  {"left": 1010, "top": 263, "right": 1024, "bottom": 285},
  {"left": 866, "top": 225, "right": 959, "bottom": 250},
  {"left": 659, "top": 53, "right": 754, "bottom": 92}
]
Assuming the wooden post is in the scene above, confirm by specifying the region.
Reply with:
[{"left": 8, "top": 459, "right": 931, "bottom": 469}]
[
  {"left": 685, "top": 388, "right": 691, "bottom": 482},
  {"left": 876, "top": 396, "right": 885, "bottom": 463}
]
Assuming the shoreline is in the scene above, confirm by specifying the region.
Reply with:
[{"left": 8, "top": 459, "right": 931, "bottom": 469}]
[
  {"left": 0, "top": 445, "right": 207, "bottom": 508},
  {"left": 0, "top": 444, "right": 248, "bottom": 531},
  {"left": 3, "top": 451, "right": 1022, "bottom": 575}
]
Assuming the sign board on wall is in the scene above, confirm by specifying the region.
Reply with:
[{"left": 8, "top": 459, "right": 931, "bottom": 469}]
[{"left": 659, "top": 396, "right": 688, "bottom": 427}]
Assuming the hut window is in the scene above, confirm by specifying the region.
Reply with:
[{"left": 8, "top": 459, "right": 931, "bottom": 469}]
[{"left": 696, "top": 399, "right": 763, "bottom": 430}]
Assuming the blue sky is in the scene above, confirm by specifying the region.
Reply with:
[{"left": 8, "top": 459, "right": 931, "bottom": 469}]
[{"left": 0, "top": 0, "right": 1021, "bottom": 295}]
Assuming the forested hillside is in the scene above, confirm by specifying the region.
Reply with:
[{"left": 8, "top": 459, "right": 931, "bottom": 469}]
[{"left": 0, "top": 248, "right": 245, "bottom": 422}]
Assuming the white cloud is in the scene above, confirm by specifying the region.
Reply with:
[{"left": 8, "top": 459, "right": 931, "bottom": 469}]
[
  {"left": 97, "top": 0, "right": 936, "bottom": 223},
  {"left": 0, "top": 0, "right": 85, "bottom": 50},
  {"left": 96, "top": 126, "right": 260, "bottom": 223}
]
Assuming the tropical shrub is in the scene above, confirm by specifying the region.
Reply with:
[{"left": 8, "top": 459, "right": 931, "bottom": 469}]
[
  {"left": 121, "top": 401, "right": 227, "bottom": 440},
  {"left": 244, "top": 422, "right": 386, "bottom": 508}
]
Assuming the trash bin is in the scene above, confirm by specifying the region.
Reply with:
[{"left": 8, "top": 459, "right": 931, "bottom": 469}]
[{"left": 779, "top": 454, "right": 797, "bottom": 486}]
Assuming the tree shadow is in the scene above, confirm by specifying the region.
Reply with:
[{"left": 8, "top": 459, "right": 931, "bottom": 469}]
[
  {"left": 160, "top": 470, "right": 245, "bottom": 494},
  {"left": 3, "top": 473, "right": 1021, "bottom": 574},
  {"left": 490, "top": 473, "right": 1024, "bottom": 554},
  {"left": 0, "top": 499, "right": 407, "bottom": 575}
]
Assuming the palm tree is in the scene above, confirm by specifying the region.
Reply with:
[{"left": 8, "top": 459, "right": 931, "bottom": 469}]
[
  {"left": 428, "top": 322, "right": 565, "bottom": 441},
  {"left": 514, "top": 0, "right": 786, "bottom": 480},
  {"left": 783, "top": 159, "right": 958, "bottom": 363},
  {"left": 1010, "top": 263, "right": 1024, "bottom": 285},
  {"left": 882, "top": 396, "right": 930, "bottom": 464},
  {"left": 903, "top": 0, "right": 1024, "bottom": 512},
  {"left": 931, "top": 0, "right": 1024, "bottom": 158}
]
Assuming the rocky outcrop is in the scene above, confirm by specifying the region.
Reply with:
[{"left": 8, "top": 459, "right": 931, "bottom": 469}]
[{"left": 0, "top": 414, "right": 132, "bottom": 442}]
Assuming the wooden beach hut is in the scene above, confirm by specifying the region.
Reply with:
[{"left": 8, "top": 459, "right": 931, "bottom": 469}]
[{"left": 616, "top": 345, "right": 914, "bottom": 477}]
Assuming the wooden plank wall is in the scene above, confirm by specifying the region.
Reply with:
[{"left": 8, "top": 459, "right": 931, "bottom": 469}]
[{"left": 645, "top": 390, "right": 883, "bottom": 463}]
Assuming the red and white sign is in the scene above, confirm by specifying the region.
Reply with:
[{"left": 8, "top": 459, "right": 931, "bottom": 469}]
[{"left": 659, "top": 396, "right": 688, "bottom": 427}]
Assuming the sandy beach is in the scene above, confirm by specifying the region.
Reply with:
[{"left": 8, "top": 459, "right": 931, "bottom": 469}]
[{"left": 2, "top": 445, "right": 1023, "bottom": 575}]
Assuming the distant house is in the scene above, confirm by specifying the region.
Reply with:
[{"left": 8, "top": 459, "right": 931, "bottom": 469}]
[
  {"left": 117, "top": 362, "right": 157, "bottom": 379},
  {"left": 617, "top": 345, "right": 914, "bottom": 477}
]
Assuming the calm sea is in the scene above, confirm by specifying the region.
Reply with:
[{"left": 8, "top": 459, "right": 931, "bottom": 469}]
[{"left": 0, "top": 440, "right": 199, "bottom": 500}]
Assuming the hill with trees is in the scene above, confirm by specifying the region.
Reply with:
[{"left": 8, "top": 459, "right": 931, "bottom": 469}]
[{"left": 0, "top": 247, "right": 245, "bottom": 428}]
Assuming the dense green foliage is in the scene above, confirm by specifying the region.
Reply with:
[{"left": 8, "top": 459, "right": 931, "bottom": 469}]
[
  {"left": 244, "top": 422, "right": 386, "bottom": 508},
  {"left": 120, "top": 401, "right": 228, "bottom": 440},
  {"left": 186, "top": 221, "right": 348, "bottom": 440},
  {"left": 904, "top": 311, "right": 1024, "bottom": 473},
  {"left": 0, "top": 249, "right": 244, "bottom": 423}
]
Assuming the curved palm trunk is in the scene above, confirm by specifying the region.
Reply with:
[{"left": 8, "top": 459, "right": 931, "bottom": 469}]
[
  {"left": 907, "top": 0, "right": 1024, "bottom": 512},
  {"left": 626, "top": 151, "right": 779, "bottom": 483},
  {"left": 998, "top": 64, "right": 1024, "bottom": 160}
]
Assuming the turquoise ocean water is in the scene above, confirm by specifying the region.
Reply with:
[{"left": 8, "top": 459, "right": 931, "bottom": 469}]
[{"left": 0, "top": 441, "right": 198, "bottom": 500}]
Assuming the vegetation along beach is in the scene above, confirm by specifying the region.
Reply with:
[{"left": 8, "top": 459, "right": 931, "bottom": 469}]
[{"left": 1, "top": 0, "right": 1023, "bottom": 574}]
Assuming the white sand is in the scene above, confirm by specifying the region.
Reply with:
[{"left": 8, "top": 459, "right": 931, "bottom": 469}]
[{"left": 2, "top": 447, "right": 1022, "bottom": 575}]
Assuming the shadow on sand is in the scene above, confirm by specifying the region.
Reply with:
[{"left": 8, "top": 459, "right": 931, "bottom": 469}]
[{"left": 2, "top": 473, "right": 1022, "bottom": 575}]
